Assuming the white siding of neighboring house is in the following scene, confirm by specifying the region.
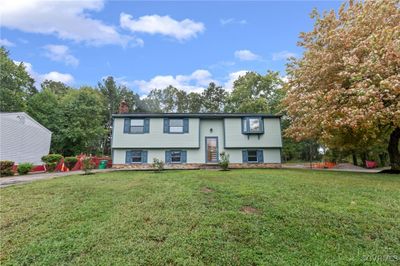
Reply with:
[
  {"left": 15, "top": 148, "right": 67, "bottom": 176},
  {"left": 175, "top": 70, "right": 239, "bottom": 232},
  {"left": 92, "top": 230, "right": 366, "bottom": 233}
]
[{"left": 0, "top": 112, "right": 52, "bottom": 165}]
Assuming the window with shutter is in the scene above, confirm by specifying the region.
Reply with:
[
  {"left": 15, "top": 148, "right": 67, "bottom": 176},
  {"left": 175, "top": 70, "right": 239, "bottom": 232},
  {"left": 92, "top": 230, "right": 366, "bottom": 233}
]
[
  {"left": 164, "top": 118, "right": 188, "bottom": 133},
  {"left": 242, "top": 117, "right": 264, "bottom": 134},
  {"left": 123, "top": 118, "right": 150, "bottom": 134},
  {"left": 126, "top": 150, "right": 147, "bottom": 163},
  {"left": 243, "top": 150, "right": 263, "bottom": 163}
]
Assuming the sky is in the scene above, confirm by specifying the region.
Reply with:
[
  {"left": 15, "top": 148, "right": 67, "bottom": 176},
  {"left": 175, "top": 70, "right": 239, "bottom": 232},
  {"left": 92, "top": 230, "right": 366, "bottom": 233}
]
[{"left": 0, "top": 0, "right": 342, "bottom": 96}]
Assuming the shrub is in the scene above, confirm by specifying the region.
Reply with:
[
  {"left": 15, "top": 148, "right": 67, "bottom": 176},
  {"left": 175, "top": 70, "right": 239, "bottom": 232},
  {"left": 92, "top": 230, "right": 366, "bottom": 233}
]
[
  {"left": 0, "top": 160, "right": 14, "bottom": 177},
  {"left": 152, "top": 158, "right": 165, "bottom": 172},
  {"left": 41, "top": 154, "right": 63, "bottom": 172},
  {"left": 82, "top": 158, "right": 95, "bottom": 175},
  {"left": 64, "top": 157, "right": 78, "bottom": 170},
  {"left": 17, "top": 163, "right": 33, "bottom": 175},
  {"left": 219, "top": 152, "right": 230, "bottom": 171}
]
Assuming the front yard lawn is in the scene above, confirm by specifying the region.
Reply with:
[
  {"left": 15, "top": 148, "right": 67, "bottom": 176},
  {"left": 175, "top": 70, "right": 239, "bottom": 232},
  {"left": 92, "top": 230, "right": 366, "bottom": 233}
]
[{"left": 1, "top": 169, "right": 399, "bottom": 265}]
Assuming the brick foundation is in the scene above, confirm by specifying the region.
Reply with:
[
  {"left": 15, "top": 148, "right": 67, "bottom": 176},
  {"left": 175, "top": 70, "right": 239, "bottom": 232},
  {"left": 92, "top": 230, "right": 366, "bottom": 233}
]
[{"left": 113, "top": 163, "right": 281, "bottom": 170}]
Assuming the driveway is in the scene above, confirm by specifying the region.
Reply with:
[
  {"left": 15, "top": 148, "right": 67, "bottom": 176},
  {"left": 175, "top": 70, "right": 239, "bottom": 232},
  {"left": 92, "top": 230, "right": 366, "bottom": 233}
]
[{"left": 0, "top": 169, "right": 116, "bottom": 188}]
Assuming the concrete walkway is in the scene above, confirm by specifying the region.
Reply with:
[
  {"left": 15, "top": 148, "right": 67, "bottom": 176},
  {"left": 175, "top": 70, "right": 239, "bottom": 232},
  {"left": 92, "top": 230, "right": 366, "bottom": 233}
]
[{"left": 0, "top": 169, "right": 116, "bottom": 188}]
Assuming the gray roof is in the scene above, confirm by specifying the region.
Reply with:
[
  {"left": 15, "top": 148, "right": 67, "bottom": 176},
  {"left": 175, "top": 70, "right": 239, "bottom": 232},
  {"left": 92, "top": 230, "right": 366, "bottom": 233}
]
[{"left": 112, "top": 113, "right": 281, "bottom": 118}]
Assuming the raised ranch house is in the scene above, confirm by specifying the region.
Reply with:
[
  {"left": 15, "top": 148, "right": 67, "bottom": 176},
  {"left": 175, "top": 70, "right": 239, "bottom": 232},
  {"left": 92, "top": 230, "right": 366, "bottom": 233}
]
[{"left": 111, "top": 113, "right": 282, "bottom": 169}]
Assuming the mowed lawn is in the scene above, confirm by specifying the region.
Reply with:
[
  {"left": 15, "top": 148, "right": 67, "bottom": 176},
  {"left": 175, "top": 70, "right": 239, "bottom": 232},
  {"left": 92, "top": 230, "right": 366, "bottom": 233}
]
[{"left": 1, "top": 170, "right": 399, "bottom": 265}]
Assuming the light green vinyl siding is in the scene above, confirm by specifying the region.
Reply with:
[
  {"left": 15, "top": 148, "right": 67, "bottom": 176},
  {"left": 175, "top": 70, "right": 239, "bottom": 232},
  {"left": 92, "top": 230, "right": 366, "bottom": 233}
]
[
  {"left": 224, "top": 118, "right": 282, "bottom": 148},
  {"left": 112, "top": 118, "right": 200, "bottom": 148},
  {"left": 113, "top": 148, "right": 281, "bottom": 164}
]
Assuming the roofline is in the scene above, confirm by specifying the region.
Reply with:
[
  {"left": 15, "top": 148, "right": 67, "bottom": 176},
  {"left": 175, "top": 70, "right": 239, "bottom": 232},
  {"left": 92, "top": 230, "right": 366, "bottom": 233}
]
[
  {"left": 112, "top": 113, "right": 282, "bottom": 118},
  {"left": 0, "top": 112, "right": 52, "bottom": 134}
]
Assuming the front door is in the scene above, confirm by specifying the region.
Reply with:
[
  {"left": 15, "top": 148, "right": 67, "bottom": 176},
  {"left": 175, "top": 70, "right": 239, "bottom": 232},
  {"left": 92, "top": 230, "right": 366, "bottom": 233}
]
[{"left": 206, "top": 137, "right": 218, "bottom": 163}]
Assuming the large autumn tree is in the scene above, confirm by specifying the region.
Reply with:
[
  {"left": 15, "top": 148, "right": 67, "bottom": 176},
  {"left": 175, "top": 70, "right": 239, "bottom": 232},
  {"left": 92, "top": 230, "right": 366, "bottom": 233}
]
[{"left": 284, "top": 0, "right": 400, "bottom": 171}]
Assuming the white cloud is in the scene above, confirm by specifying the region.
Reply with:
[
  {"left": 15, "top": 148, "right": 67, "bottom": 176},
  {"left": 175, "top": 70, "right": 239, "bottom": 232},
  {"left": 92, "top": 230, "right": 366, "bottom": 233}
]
[
  {"left": 41, "top": 72, "right": 74, "bottom": 84},
  {"left": 0, "top": 38, "right": 15, "bottom": 47},
  {"left": 234, "top": 50, "right": 260, "bottom": 61},
  {"left": 120, "top": 13, "right": 205, "bottom": 41},
  {"left": 13, "top": 60, "right": 74, "bottom": 85},
  {"left": 272, "top": 51, "right": 297, "bottom": 61},
  {"left": 43, "top": 45, "right": 79, "bottom": 67},
  {"left": 1, "top": 0, "right": 141, "bottom": 47},
  {"left": 220, "top": 18, "right": 247, "bottom": 26},
  {"left": 224, "top": 70, "right": 249, "bottom": 91},
  {"left": 134, "top": 69, "right": 215, "bottom": 94}
]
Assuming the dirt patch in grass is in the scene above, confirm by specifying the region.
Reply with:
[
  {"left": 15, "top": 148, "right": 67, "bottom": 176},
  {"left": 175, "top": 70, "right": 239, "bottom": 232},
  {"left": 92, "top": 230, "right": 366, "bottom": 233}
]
[
  {"left": 201, "top": 187, "right": 214, "bottom": 193},
  {"left": 240, "top": 206, "right": 260, "bottom": 214}
]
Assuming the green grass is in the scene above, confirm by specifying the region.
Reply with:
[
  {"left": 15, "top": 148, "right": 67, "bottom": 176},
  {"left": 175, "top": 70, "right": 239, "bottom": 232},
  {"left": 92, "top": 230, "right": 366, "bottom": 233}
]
[{"left": 1, "top": 169, "right": 399, "bottom": 265}]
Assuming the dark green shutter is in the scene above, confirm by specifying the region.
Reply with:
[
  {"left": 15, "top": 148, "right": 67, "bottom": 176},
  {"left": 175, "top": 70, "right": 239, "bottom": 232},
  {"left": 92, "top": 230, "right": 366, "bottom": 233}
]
[
  {"left": 163, "top": 118, "right": 169, "bottom": 133},
  {"left": 257, "top": 150, "right": 264, "bottom": 163},
  {"left": 125, "top": 151, "right": 132, "bottom": 163},
  {"left": 181, "top": 151, "right": 187, "bottom": 163},
  {"left": 124, "top": 118, "right": 130, "bottom": 133},
  {"left": 142, "top": 151, "right": 148, "bottom": 163},
  {"left": 242, "top": 150, "right": 248, "bottom": 163},
  {"left": 144, "top": 118, "right": 150, "bottom": 133},
  {"left": 183, "top": 118, "right": 189, "bottom": 133}
]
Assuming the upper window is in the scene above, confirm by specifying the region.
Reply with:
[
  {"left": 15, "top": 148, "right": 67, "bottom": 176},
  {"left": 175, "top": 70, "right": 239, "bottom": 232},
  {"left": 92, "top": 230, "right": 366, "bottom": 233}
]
[
  {"left": 123, "top": 118, "right": 149, "bottom": 134},
  {"left": 130, "top": 119, "right": 144, "bottom": 133},
  {"left": 164, "top": 118, "right": 189, "bottom": 133},
  {"left": 169, "top": 119, "right": 184, "bottom": 133},
  {"left": 242, "top": 117, "right": 264, "bottom": 134}
]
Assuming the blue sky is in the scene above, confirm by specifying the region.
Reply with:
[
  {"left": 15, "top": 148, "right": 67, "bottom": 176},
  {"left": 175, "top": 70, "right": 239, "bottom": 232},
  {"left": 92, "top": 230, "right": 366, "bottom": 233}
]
[{"left": 1, "top": 0, "right": 341, "bottom": 95}]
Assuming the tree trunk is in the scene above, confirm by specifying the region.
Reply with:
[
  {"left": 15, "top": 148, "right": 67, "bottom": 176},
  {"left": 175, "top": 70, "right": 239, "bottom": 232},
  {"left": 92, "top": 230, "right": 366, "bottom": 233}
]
[
  {"left": 388, "top": 127, "right": 400, "bottom": 171},
  {"left": 352, "top": 152, "right": 358, "bottom": 166},
  {"left": 361, "top": 153, "right": 367, "bottom": 167}
]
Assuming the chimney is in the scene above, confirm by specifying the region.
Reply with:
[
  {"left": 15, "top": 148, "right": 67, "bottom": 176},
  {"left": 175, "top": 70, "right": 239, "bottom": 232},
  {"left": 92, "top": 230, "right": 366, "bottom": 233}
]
[{"left": 118, "top": 100, "right": 129, "bottom": 114}]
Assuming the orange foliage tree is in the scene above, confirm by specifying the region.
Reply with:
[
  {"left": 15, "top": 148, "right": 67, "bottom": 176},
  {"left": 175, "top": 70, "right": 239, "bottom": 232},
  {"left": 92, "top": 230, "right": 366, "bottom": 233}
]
[{"left": 284, "top": 0, "right": 400, "bottom": 170}]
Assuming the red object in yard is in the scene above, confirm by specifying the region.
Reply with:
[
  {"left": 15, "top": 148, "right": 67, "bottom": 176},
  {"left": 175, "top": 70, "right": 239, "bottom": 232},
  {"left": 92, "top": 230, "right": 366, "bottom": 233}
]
[
  {"left": 365, "top": 160, "right": 378, "bottom": 169},
  {"left": 31, "top": 165, "right": 46, "bottom": 172},
  {"left": 54, "top": 159, "right": 69, "bottom": 172}
]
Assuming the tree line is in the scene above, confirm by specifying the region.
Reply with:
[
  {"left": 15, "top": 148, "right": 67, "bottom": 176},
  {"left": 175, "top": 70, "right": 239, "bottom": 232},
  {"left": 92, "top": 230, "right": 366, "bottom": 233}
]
[
  {"left": 1, "top": 1, "right": 398, "bottom": 170},
  {"left": 2, "top": 48, "right": 295, "bottom": 157}
]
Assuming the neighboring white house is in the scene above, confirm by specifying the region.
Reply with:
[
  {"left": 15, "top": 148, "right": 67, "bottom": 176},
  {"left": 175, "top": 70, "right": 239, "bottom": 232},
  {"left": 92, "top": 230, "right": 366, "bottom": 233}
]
[
  {"left": 0, "top": 112, "right": 52, "bottom": 165},
  {"left": 112, "top": 113, "right": 282, "bottom": 169}
]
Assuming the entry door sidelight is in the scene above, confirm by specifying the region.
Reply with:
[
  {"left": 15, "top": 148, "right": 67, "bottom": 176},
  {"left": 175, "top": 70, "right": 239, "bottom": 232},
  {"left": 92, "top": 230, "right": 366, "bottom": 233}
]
[{"left": 206, "top": 137, "right": 218, "bottom": 163}]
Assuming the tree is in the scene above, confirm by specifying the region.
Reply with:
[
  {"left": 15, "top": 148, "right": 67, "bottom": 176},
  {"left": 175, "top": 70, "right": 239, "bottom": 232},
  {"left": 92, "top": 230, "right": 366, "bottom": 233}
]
[
  {"left": 41, "top": 80, "right": 71, "bottom": 97},
  {"left": 201, "top": 82, "right": 227, "bottom": 112},
  {"left": 98, "top": 76, "right": 142, "bottom": 154},
  {"left": 284, "top": 0, "right": 400, "bottom": 171},
  {"left": 141, "top": 89, "right": 163, "bottom": 112},
  {"left": 225, "top": 71, "right": 283, "bottom": 113},
  {"left": 27, "top": 89, "right": 64, "bottom": 153},
  {"left": 60, "top": 87, "right": 107, "bottom": 156},
  {"left": 187, "top": 92, "right": 203, "bottom": 113},
  {"left": 0, "top": 47, "right": 36, "bottom": 112}
]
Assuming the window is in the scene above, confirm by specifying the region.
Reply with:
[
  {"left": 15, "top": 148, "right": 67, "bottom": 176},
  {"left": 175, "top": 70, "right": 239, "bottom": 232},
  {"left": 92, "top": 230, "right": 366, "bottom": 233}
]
[
  {"left": 130, "top": 119, "right": 144, "bottom": 133},
  {"left": 242, "top": 117, "right": 263, "bottom": 134},
  {"left": 169, "top": 119, "right": 183, "bottom": 133},
  {"left": 247, "top": 150, "right": 258, "bottom": 162},
  {"left": 249, "top": 118, "right": 261, "bottom": 132},
  {"left": 124, "top": 118, "right": 149, "bottom": 134},
  {"left": 164, "top": 118, "right": 189, "bottom": 133},
  {"left": 243, "top": 150, "right": 264, "bottom": 163},
  {"left": 171, "top": 151, "right": 182, "bottom": 162},
  {"left": 126, "top": 150, "right": 147, "bottom": 163},
  {"left": 166, "top": 150, "right": 187, "bottom": 163}
]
